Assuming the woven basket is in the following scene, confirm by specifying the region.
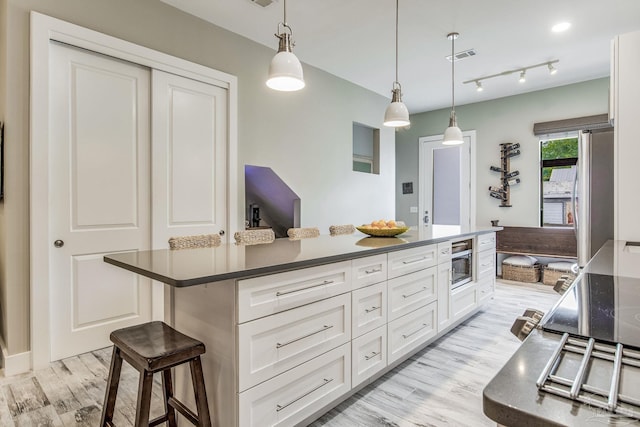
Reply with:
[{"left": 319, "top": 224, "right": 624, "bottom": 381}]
[
  {"left": 329, "top": 224, "right": 356, "bottom": 236},
  {"left": 168, "top": 234, "right": 221, "bottom": 250},
  {"left": 502, "top": 262, "right": 541, "bottom": 283},
  {"left": 234, "top": 229, "right": 275, "bottom": 245},
  {"left": 543, "top": 267, "right": 576, "bottom": 286}
]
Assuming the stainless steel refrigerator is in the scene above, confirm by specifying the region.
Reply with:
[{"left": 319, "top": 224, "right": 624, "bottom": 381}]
[{"left": 574, "top": 128, "right": 615, "bottom": 267}]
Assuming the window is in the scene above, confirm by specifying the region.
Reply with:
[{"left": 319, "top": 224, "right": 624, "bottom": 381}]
[
  {"left": 352, "top": 122, "right": 380, "bottom": 174},
  {"left": 540, "top": 135, "right": 578, "bottom": 227}
]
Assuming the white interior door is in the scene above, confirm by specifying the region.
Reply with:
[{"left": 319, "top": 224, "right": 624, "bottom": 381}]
[
  {"left": 419, "top": 132, "right": 475, "bottom": 228},
  {"left": 49, "top": 42, "right": 152, "bottom": 360},
  {"left": 152, "top": 70, "right": 228, "bottom": 247}
]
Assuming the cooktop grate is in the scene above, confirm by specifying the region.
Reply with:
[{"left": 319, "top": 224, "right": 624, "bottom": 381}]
[{"left": 536, "top": 333, "right": 640, "bottom": 421}]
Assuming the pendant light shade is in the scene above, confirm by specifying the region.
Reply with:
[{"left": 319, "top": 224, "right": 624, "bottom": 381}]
[
  {"left": 384, "top": 83, "right": 410, "bottom": 127},
  {"left": 266, "top": 0, "right": 305, "bottom": 91},
  {"left": 443, "top": 32, "right": 463, "bottom": 145},
  {"left": 383, "top": 0, "right": 410, "bottom": 128}
]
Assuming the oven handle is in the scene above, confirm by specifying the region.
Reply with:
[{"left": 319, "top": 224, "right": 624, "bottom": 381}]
[{"left": 451, "top": 249, "right": 472, "bottom": 258}]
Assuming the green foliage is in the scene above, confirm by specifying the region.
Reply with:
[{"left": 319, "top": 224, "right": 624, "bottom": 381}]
[{"left": 541, "top": 137, "right": 578, "bottom": 160}]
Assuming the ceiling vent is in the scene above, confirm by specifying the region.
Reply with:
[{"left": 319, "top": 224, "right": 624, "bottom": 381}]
[
  {"left": 250, "top": 0, "right": 276, "bottom": 7},
  {"left": 446, "top": 48, "right": 477, "bottom": 62}
]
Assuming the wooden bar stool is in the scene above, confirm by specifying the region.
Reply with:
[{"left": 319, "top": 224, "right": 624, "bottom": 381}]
[{"left": 100, "top": 321, "right": 211, "bottom": 427}]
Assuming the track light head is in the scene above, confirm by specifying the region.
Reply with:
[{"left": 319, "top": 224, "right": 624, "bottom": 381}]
[
  {"left": 548, "top": 63, "right": 558, "bottom": 75},
  {"left": 475, "top": 80, "right": 483, "bottom": 92},
  {"left": 519, "top": 70, "right": 526, "bottom": 83}
]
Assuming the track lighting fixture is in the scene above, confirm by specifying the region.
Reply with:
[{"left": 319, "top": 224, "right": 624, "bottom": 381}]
[
  {"left": 266, "top": 0, "right": 305, "bottom": 91},
  {"left": 463, "top": 60, "right": 559, "bottom": 92}
]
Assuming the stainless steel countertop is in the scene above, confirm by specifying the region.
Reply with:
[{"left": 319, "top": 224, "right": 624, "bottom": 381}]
[
  {"left": 104, "top": 225, "right": 498, "bottom": 287},
  {"left": 483, "top": 239, "right": 640, "bottom": 426}
]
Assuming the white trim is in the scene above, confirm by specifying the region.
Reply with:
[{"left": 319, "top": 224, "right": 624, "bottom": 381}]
[
  {"left": 418, "top": 131, "right": 476, "bottom": 227},
  {"left": 0, "top": 338, "right": 31, "bottom": 376},
  {"left": 30, "top": 12, "right": 239, "bottom": 369}
]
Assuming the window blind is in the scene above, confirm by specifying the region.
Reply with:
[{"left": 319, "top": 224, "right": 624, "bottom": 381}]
[{"left": 533, "top": 113, "right": 611, "bottom": 136}]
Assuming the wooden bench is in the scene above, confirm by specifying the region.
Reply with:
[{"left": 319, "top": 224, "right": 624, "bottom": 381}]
[{"left": 496, "top": 226, "right": 577, "bottom": 259}]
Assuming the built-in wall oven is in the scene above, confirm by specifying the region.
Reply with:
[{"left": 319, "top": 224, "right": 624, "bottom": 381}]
[{"left": 451, "top": 239, "right": 473, "bottom": 289}]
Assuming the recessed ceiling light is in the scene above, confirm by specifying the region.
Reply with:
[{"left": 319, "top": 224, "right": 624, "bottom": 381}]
[{"left": 552, "top": 22, "right": 571, "bottom": 33}]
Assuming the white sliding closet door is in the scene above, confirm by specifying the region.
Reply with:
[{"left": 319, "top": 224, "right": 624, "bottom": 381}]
[
  {"left": 152, "top": 70, "right": 228, "bottom": 246},
  {"left": 49, "top": 42, "right": 153, "bottom": 360}
]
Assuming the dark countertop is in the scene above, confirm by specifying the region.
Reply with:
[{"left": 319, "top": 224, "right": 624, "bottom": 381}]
[
  {"left": 104, "top": 225, "right": 498, "bottom": 287},
  {"left": 483, "top": 240, "right": 640, "bottom": 426}
]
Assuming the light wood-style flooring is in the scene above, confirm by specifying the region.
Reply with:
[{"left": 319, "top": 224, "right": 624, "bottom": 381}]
[{"left": 0, "top": 281, "right": 559, "bottom": 426}]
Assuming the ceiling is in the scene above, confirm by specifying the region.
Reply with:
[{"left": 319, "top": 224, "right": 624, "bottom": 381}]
[{"left": 160, "top": 0, "right": 640, "bottom": 114}]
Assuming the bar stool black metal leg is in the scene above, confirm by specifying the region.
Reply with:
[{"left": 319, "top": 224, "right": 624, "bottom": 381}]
[
  {"left": 190, "top": 356, "right": 211, "bottom": 427},
  {"left": 100, "top": 346, "right": 123, "bottom": 427}
]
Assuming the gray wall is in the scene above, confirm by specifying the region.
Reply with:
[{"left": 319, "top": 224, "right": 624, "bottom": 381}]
[
  {"left": 0, "top": 0, "right": 395, "bottom": 357},
  {"left": 396, "top": 78, "right": 610, "bottom": 227}
]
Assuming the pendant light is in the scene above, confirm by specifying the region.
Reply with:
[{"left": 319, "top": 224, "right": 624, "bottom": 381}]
[
  {"left": 442, "top": 32, "right": 464, "bottom": 145},
  {"left": 266, "top": 0, "right": 305, "bottom": 91},
  {"left": 383, "top": 0, "right": 410, "bottom": 128}
]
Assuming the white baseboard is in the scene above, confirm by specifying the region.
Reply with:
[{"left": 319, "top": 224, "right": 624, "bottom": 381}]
[{"left": 0, "top": 339, "right": 32, "bottom": 376}]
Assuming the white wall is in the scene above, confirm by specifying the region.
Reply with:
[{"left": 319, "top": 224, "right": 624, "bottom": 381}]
[
  {"left": 396, "top": 78, "right": 610, "bottom": 227},
  {"left": 0, "top": 0, "right": 394, "bottom": 357}
]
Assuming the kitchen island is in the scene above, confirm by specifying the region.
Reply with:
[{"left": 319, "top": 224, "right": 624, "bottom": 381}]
[
  {"left": 483, "top": 240, "right": 640, "bottom": 426},
  {"left": 105, "top": 225, "right": 498, "bottom": 427}
]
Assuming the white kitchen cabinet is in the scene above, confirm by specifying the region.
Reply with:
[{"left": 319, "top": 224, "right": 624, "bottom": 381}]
[
  {"left": 351, "top": 326, "right": 387, "bottom": 388},
  {"left": 451, "top": 283, "right": 478, "bottom": 319},
  {"left": 388, "top": 301, "right": 437, "bottom": 363},
  {"left": 238, "top": 293, "right": 351, "bottom": 391},
  {"left": 352, "top": 254, "right": 387, "bottom": 289},
  {"left": 388, "top": 244, "right": 437, "bottom": 278},
  {"left": 437, "top": 258, "right": 453, "bottom": 332},
  {"left": 352, "top": 282, "right": 387, "bottom": 338},
  {"left": 612, "top": 30, "right": 640, "bottom": 241},
  {"left": 239, "top": 344, "right": 351, "bottom": 427},
  {"left": 388, "top": 266, "right": 437, "bottom": 321},
  {"left": 237, "top": 261, "right": 352, "bottom": 322}
]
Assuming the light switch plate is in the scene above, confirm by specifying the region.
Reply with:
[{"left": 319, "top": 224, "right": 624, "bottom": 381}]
[{"left": 410, "top": 206, "right": 418, "bottom": 213}]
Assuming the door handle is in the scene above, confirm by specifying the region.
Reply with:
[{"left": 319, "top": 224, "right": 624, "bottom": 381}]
[
  {"left": 423, "top": 210, "right": 430, "bottom": 225},
  {"left": 54, "top": 240, "right": 64, "bottom": 248}
]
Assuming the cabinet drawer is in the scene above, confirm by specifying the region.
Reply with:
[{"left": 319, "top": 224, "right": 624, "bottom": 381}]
[
  {"left": 239, "top": 343, "right": 351, "bottom": 427},
  {"left": 476, "top": 232, "right": 496, "bottom": 252},
  {"left": 238, "top": 261, "right": 352, "bottom": 323},
  {"left": 437, "top": 241, "right": 452, "bottom": 264},
  {"left": 388, "top": 266, "right": 437, "bottom": 321},
  {"left": 352, "top": 282, "right": 387, "bottom": 338},
  {"left": 238, "top": 294, "right": 351, "bottom": 392},
  {"left": 352, "top": 254, "right": 387, "bottom": 290},
  {"left": 388, "top": 301, "right": 437, "bottom": 364},
  {"left": 388, "top": 245, "right": 437, "bottom": 279},
  {"left": 477, "top": 250, "right": 495, "bottom": 280},
  {"left": 352, "top": 326, "right": 387, "bottom": 388},
  {"left": 452, "top": 283, "right": 477, "bottom": 320},
  {"left": 478, "top": 277, "right": 495, "bottom": 303}
]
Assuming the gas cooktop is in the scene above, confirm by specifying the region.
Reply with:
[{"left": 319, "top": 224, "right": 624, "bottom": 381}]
[{"left": 542, "top": 273, "right": 640, "bottom": 349}]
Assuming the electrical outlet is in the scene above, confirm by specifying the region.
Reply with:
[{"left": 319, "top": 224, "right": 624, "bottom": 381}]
[{"left": 410, "top": 206, "right": 418, "bottom": 213}]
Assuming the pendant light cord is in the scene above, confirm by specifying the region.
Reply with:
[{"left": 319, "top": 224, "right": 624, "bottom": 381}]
[
  {"left": 283, "top": 0, "right": 287, "bottom": 25},
  {"left": 451, "top": 33, "right": 455, "bottom": 114},
  {"left": 395, "top": 0, "right": 399, "bottom": 84}
]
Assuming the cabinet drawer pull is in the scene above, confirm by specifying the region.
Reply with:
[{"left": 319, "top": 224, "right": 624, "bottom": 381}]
[
  {"left": 401, "top": 256, "right": 427, "bottom": 265},
  {"left": 402, "top": 323, "right": 428, "bottom": 339},
  {"left": 481, "top": 262, "right": 493, "bottom": 267},
  {"left": 364, "top": 267, "right": 382, "bottom": 274},
  {"left": 275, "top": 280, "right": 334, "bottom": 297},
  {"left": 402, "top": 287, "right": 427, "bottom": 299},
  {"left": 364, "top": 351, "right": 380, "bottom": 361},
  {"left": 440, "top": 249, "right": 450, "bottom": 255},
  {"left": 364, "top": 305, "right": 380, "bottom": 314},
  {"left": 276, "top": 325, "right": 333, "bottom": 349},
  {"left": 276, "top": 378, "right": 334, "bottom": 412}
]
